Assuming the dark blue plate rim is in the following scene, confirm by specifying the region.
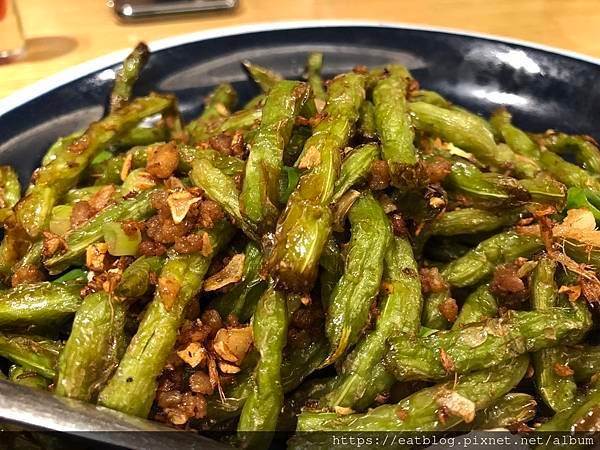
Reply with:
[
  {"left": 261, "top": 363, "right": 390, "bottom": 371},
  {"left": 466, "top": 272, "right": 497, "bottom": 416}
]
[{"left": 1, "top": 20, "right": 600, "bottom": 117}]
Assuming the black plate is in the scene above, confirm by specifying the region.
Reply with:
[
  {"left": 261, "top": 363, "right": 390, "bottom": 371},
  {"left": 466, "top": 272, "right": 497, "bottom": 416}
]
[
  {"left": 1, "top": 23, "right": 599, "bottom": 187},
  {"left": 0, "top": 23, "right": 599, "bottom": 444}
]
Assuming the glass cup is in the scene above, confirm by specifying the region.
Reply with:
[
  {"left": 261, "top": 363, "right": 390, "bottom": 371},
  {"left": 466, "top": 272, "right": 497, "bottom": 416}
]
[{"left": 0, "top": 0, "right": 25, "bottom": 61}]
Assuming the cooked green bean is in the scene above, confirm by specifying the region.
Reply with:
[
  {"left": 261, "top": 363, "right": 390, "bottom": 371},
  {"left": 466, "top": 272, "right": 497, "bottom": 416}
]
[
  {"left": 0, "top": 281, "right": 83, "bottom": 328},
  {"left": 15, "top": 95, "right": 173, "bottom": 239},
  {"left": 98, "top": 222, "right": 233, "bottom": 417},
  {"left": 325, "top": 235, "right": 422, "bottom": 408},
  {"left": 0, "top": 333, "right": 62, "bottom": 379},
  {"left": 110, "top": 42, "right": 150, "bottom": 112},
  {"left": 9, "top": 365, "right": 51, "bottom": 390},
  {"left": 386, "top": 307, "right": 590, "bottom": 381},
  {"left": 322, "top": 193, "right": 391, "bottom": 365},
  {"left": 55, "top": 292, "right": 128, "bottom": 401},
  {"left": 530, "top": 257, "right": 578, "bottom": 413},
  {"left": 452, "top": 284, "right": 498, "bottom": 329},
  {"left": 264, "top": 72, "right": 365, "bottom": 292},
  {"left": 186, "top": 83, "right": 238, "bottom": 143},
  {"left": 296, "top": 356, "right": 528, "bottom": 432},
  {"left": 237, "top": 287, "right": 288, "bottom": 449},
  {"left": 240, "top": 80, "right": 310, "bottom": 231},
  {"left": 242, "top": 60, "right": 282, "bottom": 92},
  {"left": 543, "top": 131, "right": 600, "bottom": 174},
  {"left": 116, "top": 255, "right": 165, "bottom": 298},
  {"left": 331, "top": 144, "right": 379, "bottom": 203},
  {"left": 373, "top": 65, "right": 417, "bottom": 181},
  {"left": 305, "top": 52, "right": 327, "bottom": 101}
]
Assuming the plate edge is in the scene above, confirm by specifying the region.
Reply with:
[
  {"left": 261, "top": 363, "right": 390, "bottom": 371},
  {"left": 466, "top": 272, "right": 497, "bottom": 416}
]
[{"left": 1, "top": 19, "right": 599, "bottom": 117}]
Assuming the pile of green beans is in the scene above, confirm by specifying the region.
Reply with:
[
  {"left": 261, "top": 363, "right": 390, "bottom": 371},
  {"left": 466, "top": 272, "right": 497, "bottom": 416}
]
[{"left": 3, "top": 44, "right": 600, "bottom": 448}]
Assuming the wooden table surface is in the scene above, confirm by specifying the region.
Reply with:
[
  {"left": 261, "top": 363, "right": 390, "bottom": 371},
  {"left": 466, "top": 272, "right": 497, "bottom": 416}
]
[{"left": 1, "top": 0, "right": 600, "bottom": 99}]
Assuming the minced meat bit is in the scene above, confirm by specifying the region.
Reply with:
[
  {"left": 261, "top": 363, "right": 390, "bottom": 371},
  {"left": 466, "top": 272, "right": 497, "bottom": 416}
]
[
  {"left": 424, "top": 156, "right": 452, "bottom": 184},
  {"left": 368, "top": 160, "right": 391, "bottom": 191},
  {"left": 41, "top": 231, "right": 67, "bottom": 259},
  {"left": 438, "top": 297, "right": 458, "bottom": 323},
  {"left": 70, "top": 201, "right": 96, "bottom": 229},
  {"left": 208, "top": 131, "right": 245, "bottom": 158},
  {"left": 490, "top": 263, "right": 529, "bottom": 307},
  {"left": 146, "top": 142, "right": 179, "bottom": 179},
  {"left": 88, "top": 184, "right": 116, "bottom": 211},
  {"left": 11, "top": 265, "right": 45, "bottom": 287},
  {"left": 390, "top": 213, "right": 408, "bottom": 237},
  {"left": 138, "top": 240, "right": 167, "bottom": 256},
  {"left": 419, "top": 267, "right": 449, "bottom": 294}
]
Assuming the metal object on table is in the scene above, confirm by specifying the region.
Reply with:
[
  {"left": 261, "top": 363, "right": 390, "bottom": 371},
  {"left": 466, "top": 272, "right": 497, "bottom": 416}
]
[
  {"left": 0, "top": 380, "right": 230, "bottom": 450},
  {"left": 110, "top": 0, "right": 239, "bottom": 21},
  {"left": 0, "top": 0, "right": 25, "bottom": 61}
]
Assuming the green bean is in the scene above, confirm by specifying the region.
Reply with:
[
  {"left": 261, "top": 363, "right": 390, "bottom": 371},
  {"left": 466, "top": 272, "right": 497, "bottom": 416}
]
[
  {"left": 385, "top": 307, "right": 590, "bottom": 381},
  {"left": 325, "top": 235, "right": 422, "bottom": 409},
  {"left": 422, "top": 290, "right": 453, "bottom": 330},
  {"left": 411, "top": 101, "right": 532, "bottom": 175},
  {"left": 213, "top": 107, "right": 262, "bottom": 136},
  {"left": 429, "top": 208, "right": 521, "bottom": 237},
  {"left": 279, "top": 166, "right": 301, "bottom": 204},
  {"left": 373, "top": 65, "right": 418, "bottom": 185},
  {"left": 264, "top": 72, "right": 365, "bottom": 292},
  {"left": 543, "top": 132, "right": 600, "bottom": 174},
  {"left": 489, "top": 108, "right": 540, "bottom": 160},
  {"left": 468, "top": 392, "right": 537, "bottom": 430},
  {"left": 0, "top": 281, "right": 83, "bottom": 328},
  {"left": 539, "top": 150, "right": 600, "bottom": 191},
  {"left": 357, "top": 100, "right": 377, "bottom": 141},
  {"left": 53, "top": 268, "right": 87, "bottom": 283},
  {"left": 8, "top": 364, "right": 51, "bottom": 390},
  {"left": 242, "top": 60, "right": 282, "bottom": 92},
  {"left": 567, "top": 187, "right": 600, "bottom": 222},
  {"left": 178, "top": 146, "right": 245, "bottom": 176},
  {"left": 305, "top": 52, "right": 327, "bottom": 101},
  {"left": 452, "top": 284, "right": 498, "bottom": 329},
  {"left": 284, "top": 126, "right": 311, "bottom": 166},
  {"left": 441, "top": 230, "right": 543, "bottom": 288},
  {"left": 15, "top": 94, "right": 173, "bottom": 239},
  {"left": 530, "top": 257, "right": 577, "bottom": 413},
  {"left": 518, "top": 175, "right": 566, "bottom": 207},
  {"left": 536, "top": 381, "right": 600, "bottom": 432},
  {"left": 64, "top": 186, "right": 103, "bottom": 204},
  {"left": 207, "top": 337, "right": 328, "bottom": 424},
  {"left": 209, "top": 242, "right": 265, "bottom": 322},
  {"left": 0, "top": 332, "right": 62, "bottom": 379},
  {"left": 55, "top": 292, "right": 128, "bottom": 401},
  {"left": 115, "top": 125, "right": 168, "bottom": 149},
  {"left": 98, "top": 221, "right": 233, "bottom": 417},
  {"left": 41, "top": 131, "right": 82, "bottom": 167},
  {"left": 331, "top": 144, "right": 379, "bottom": 203},
  {"left": 0, "top": 166, "right": 21, "bottom": 221},
  {"left": 109, "top": 42, "right": 150, "bottom": 112},
  {"left": 240, "top": 81, "right": 310, "bottom": 232},
  {"left": 116, "top": 255, "right": 165, "bottom": 298},
  {"left": 409, "top": 89, "right": 452, "bottom": 107},
  {"left": 296, "top": 356, "right": 528, "bottom": 432},
  {"left": 444, "top": 158, "right": 531, "bottom": 206},
  {"left": 186, "top": 83, "right": 238, "bottom": 143},
  {"left": 190, "top": 158, "right": 258, "bottom": 241},
  {"left": 237, "top": 287, "right": 288, "bottom": 448},
  {"left": 564, "top": 345, "right": 600, "bottom": 383},
  {"left": 44, "top": 187, "right": 158, "bottom": 274},
  {"left": 322, "top": 193, "right": 390, "bottom": 365}
]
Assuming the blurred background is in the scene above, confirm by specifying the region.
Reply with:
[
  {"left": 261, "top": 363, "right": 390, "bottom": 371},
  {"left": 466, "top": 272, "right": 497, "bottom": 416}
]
[{"left": 1, "top": 0, "right": 600, "bottom": 99}]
